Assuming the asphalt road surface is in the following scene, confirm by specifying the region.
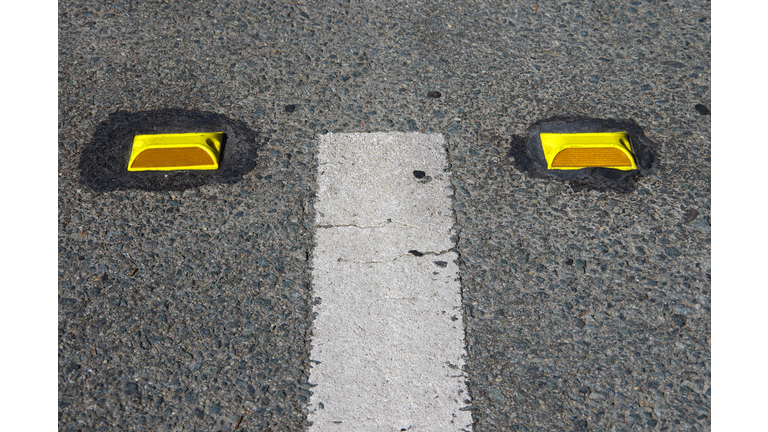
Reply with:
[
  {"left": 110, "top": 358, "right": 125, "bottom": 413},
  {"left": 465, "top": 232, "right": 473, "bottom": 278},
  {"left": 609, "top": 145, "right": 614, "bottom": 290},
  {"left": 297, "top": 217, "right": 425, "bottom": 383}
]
[{"left": 58, "top": 0, "right": 711, "bottom": 430}]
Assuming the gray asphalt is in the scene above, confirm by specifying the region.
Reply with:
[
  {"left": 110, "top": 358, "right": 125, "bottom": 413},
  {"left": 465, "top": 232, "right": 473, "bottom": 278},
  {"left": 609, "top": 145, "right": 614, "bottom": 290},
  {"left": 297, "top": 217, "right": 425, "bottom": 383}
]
[{"left": 58, "top": 0, "right": 711, "bottom": 431}]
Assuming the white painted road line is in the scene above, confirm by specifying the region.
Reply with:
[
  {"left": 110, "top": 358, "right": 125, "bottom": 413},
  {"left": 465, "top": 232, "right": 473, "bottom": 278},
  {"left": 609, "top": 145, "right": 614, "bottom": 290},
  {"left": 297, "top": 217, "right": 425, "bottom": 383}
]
[{"left": 308, "top": 133, "right": 472, "bottom": 432}]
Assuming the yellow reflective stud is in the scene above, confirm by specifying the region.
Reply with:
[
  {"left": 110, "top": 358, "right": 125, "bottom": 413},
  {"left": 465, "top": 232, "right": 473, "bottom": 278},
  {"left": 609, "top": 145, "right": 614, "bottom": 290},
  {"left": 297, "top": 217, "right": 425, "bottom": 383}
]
[
  {"left": 127, "top": 132, "right": 223, "bottom": 171},
  {"left": 540, "top": 132, "right": 637, "bottom": 171}
]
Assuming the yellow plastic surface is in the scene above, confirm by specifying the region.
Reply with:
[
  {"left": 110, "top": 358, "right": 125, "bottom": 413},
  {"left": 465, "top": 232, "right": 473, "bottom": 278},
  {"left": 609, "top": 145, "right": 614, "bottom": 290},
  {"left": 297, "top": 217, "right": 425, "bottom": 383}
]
[
  {"left": 128, "top": 132, "right": 223, "bottom": 171},
  {"left": 540, "top": 131, "right": 637, "bottom": 170}
]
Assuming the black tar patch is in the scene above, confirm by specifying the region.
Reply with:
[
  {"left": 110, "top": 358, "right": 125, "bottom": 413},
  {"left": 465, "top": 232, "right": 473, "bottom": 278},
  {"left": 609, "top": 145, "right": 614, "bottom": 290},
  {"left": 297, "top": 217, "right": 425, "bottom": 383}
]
[
  {"left": 508, "top": 116, "right": 659, "bottom": 193},
  {"left": 79, "top": 109, "right": 264, "bottom": 192}
]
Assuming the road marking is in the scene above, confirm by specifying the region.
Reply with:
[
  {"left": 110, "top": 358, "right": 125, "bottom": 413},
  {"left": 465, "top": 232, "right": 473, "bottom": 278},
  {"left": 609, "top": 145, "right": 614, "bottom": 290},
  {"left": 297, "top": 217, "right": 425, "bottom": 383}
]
[{"left": 308, "top": 133, "right": 472, "bottom": 431}]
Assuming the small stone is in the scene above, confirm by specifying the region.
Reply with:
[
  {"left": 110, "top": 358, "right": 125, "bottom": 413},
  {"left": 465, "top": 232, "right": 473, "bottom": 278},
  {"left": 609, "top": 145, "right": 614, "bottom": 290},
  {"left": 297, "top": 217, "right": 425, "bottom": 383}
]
[
  {"left": 661, "top": 60, "right": 685, "bottom": 68},
  {"left": 671, "top": 313, "right": 687, "bottom": 328},
  {"left": 692, "top": 219, "right": 711, "bottom": 232},
  {"left": 291, "top": 250, "right": 308, "bottom": 261},
  {"left": 573, "top": 419, "right": 588, "bottom": 431},
  {"left": 285, "top": 104, "right": 296, "bottom": 113},
  {"left": 413, "top": 170, "right": 426, "bottom": 179},
  {"left": 584, "top": 315, "right": 598, "bottom": 329},
  {"left": 427, "top": 90, "right": 442, "bottom": 98},
  {"left": 124, "top": 382, "right": 139, "bottom": 396},
  {"left": 695, "top": 104, "right": 710, "bottom": 115},
  {"left": 683, "top": 209, "right": 699, "bottom": 223},
  {"left": 589, "top": 390, "right": 608, "bottom": 401},
  {"left": 665, "top": 247, "right": 681, "bottom": 258},
  {"left": 488, "top": 388, "right": 505, "bottom": 402}
]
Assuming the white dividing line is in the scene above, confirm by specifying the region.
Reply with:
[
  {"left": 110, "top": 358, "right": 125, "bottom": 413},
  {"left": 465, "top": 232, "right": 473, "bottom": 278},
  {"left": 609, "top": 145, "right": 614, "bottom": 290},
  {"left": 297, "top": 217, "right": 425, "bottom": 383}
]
[{"left": 308, "top": 133, "right": 472, "bottom": 432}]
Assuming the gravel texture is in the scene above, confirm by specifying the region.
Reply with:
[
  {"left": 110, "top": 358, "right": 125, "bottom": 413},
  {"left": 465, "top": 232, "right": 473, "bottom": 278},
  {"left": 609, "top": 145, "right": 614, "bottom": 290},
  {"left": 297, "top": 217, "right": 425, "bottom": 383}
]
[{"left": 59, "top": 0, "right": 710, "bottom": 430}]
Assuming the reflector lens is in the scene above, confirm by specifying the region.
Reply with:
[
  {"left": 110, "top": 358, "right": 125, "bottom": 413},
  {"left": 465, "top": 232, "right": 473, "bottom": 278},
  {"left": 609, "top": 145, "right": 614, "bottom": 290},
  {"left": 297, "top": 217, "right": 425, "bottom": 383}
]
[
  {"left": 131, "top": 147, "right": 214, "bottom": 169},
  {"left": 127, "top": 132, "right": 223, "bottom": 171},
  {"left": 540, "top": 132, "right": 637, "bottom": 170},
  {"left": 551, "top": 148, "right": 632, "bottom": 168}
]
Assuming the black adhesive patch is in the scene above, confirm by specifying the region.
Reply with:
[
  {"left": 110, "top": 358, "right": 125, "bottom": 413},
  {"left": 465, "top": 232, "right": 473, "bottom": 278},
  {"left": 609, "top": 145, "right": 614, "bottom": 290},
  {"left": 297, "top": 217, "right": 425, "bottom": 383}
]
[
  {"left": 509, "top": 116, "right": 659, "bottom": 193},
  {"left": 79, "top": 109, "right": 263, "bottom": 192}
]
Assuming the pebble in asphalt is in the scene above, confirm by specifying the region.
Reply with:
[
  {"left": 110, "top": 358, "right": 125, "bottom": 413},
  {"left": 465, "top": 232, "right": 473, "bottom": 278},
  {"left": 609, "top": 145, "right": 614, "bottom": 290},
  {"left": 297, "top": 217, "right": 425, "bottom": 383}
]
[{"left": 59, "top": 0, "right": 710, "bottom": 430}]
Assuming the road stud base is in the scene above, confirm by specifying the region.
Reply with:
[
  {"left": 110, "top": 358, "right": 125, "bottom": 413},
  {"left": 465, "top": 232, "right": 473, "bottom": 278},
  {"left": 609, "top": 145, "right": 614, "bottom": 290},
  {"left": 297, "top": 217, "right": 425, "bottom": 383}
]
[
  {"left": 127, "top": 132, "right": 223, "bottom": 171},
  {"left": 540, "top": 131, "right": 637, "bottom": 171}
]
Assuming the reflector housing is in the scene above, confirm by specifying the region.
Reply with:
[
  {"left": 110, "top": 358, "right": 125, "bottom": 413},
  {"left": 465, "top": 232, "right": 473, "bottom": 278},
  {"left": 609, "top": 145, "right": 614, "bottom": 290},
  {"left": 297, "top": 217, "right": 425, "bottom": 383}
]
[
  {"left": 128, "top": 132, "right": 223, "bottom": 171},
  {"left": 540, "top": 131, "right": 637, "bottom": 171}
]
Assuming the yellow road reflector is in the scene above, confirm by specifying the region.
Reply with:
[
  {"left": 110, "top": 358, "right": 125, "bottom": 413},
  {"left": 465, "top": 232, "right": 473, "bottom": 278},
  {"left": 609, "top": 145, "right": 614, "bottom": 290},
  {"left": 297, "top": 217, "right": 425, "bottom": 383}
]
[
  {"left": 540, "top": 132, "right": 637, "bottom": 170},
  {"left": 127, "top": 132, "right": 223, "bottom": 171}
]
